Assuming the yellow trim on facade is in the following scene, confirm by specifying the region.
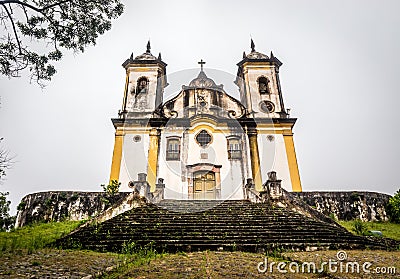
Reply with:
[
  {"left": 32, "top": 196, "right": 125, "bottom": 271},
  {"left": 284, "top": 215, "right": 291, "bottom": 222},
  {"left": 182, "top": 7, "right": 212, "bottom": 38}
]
[
  {"left": 147, "top": 129, "right": 160, "bottom": 192},
  {"left": 190, "top": 124, "right": 216, "bottom": 133},
  {"left": 109, "top": 133, "right": 124, "bottom": 183},
  {"left": 241, "top": 62, "right": 275, "bottom": 69},
  {"left": 247, "top": 130, "right": 263, "bottom": 191},
  {"left": 127, "top": 66, "right": 160, "bottom": 73},
  {"left": 283, "top": 133, "right": 302, "bottom": 192},
  {"left": 121, "top": 72, "right": 129, "bottom": 111}
]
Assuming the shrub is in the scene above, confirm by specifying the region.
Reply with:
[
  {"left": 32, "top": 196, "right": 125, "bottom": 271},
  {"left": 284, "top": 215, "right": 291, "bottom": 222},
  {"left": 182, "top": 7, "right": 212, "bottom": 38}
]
[
  {"left": 386, "top": 189, "right": 400, "bottom": 223},
  {"left": 0, "top": 192, "right": 15, "bottom": 231},
  {"left": 101, "top": 180, "right": 120, "bottom": 196},
  {"left": 17, "top": 201, "right": 26, "bottom": 211},
  {"left": 353, "top": 219, "right": 368, "bottom": 235}
]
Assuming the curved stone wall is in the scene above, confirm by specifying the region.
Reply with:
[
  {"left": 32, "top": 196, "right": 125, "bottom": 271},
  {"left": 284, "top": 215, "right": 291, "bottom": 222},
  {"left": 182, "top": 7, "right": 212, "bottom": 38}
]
[
  {"left": 15, "top": 191, "right": 391, "bottom": 227},
  {"left": 293, "top": 191, "right": 390, "bottom": 222},
  {"left": 15, "top": 191, "right": 130, "bottom": 228}
]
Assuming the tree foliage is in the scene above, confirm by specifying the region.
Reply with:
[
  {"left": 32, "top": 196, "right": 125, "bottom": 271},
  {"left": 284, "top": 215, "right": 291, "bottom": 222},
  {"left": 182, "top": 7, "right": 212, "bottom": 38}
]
[
  {"left": 101, "top": 179, "right": 120, "bottom": 196},
  {"left": 0, "top": 138, "right": 14, "bottom": 231},
  {"left": 352, "top": 219, "right": 368, "bottom": 236},
  {"left": 387, "top": 189, "right": 400, "bottom": 223},
  {"left": 0, "top": 0, "right": 124, "bottom": 85},
  {"left": 0, "top": 137, "right": 12, "bottom": 180},
  {"left": 0, "top": 191, "right": 14, "bottom": 231}
]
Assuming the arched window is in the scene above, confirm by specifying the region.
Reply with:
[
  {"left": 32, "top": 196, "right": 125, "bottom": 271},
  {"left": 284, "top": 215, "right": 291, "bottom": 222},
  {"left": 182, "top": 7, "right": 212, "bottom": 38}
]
[
  {"left": 227, "top": 137, "right": 242, "bottom": 160},
  {"left": 166, "top": 138, "right": 180, "bottom": 161},
  {"left": 258, "top": 76, "right": 270, "bottom": 94},
  {"left": 136, "top": 77, "right": 148, "bottom": 94}
]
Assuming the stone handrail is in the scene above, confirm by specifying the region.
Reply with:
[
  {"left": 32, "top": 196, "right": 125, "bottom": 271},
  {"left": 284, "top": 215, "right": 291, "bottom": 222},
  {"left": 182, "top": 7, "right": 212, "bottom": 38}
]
[
  {"left": 150, "top": 188, "right": 164, "bottom": 204},
  {"left": 246, "top": 187, "right": 262, "bottom": 203}
]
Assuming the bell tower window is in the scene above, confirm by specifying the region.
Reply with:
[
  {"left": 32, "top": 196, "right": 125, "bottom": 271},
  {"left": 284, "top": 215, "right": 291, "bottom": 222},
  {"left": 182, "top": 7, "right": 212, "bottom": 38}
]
[
  {"left": 166, "top": 138, "right": 180, "bottom": 161},
  {"left": 136, "top": 77, "right": 149, "bottom": 94},
  {"left": 258, "top": 76, "right": 270, "bottom": 94},
  {"left": 227, "top": 137, "right": 242, "bottom": 160}
]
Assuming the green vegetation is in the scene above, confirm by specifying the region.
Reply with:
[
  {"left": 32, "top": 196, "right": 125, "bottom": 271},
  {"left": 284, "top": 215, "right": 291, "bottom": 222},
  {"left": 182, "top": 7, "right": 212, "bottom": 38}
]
[
  {"left": 0, "top": 220, "right": 82, "bottom": 254},
  {"left": 17, "top": 201, "right": 26, "bottom": 211},
  {"left": 339, "top": 220, "right": 400, "bottom": 240},
  {"left": 352, "top": 219, "right": 369, "bottom": 236},
  {"left": 387, "top": 189, "right": 400, "bottom": 223},
  {"left": 0, "top": 191, "right": 15, "bottom": 231},
  {"left": 101, "top": 180, "right": 121, "bottom": 206},
  {"left": 101, "top": 241, "right": 163, "bottom": 279},
  {"left": 0, "top": 1, "right": 124, "bottom": 85},
  {"left": 102, "top": 180, "right": 121, "bottom": 196}
]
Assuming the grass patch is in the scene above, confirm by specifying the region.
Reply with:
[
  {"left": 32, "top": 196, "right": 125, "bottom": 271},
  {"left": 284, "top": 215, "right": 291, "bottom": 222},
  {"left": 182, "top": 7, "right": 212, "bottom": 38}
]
[
  {"left": 101, "top": 242, "right": 164, "bottom": 279},
  {"left": 0, "top": 220, "right": 83, "bottom": 254},
  {"left": 339, "top": 220, "right": 400, "bottom": 240}
]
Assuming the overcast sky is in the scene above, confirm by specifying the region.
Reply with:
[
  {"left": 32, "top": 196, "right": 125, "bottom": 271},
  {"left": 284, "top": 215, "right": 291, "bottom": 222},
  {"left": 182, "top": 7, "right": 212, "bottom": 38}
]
[{"left": 1, "top": 0, "right": 399, "bottom": 214}]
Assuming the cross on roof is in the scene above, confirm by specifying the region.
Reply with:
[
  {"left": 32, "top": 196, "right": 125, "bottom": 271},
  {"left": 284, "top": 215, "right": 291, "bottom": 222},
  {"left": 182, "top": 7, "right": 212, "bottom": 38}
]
[{"left": 198, "top": 59, "right": 206, "bottom": 71}]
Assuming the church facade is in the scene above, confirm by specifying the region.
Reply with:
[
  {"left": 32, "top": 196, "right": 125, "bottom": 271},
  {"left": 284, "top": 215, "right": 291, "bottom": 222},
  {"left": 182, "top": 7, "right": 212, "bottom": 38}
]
[{"left": 109, "top": 41, "right": 302, "bottom": 200}]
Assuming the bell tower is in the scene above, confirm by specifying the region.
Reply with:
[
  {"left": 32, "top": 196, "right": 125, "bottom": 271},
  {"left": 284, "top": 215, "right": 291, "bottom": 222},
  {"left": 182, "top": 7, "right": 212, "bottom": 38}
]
[
  {"left": 236, "top": 40, "right": 302, "bottom": 192},
  {"left": 120, "top": 41, "right": 167, "bottom": 117},
  {"left": 236, "top": 39, "right": 287, "bottom": 118},
  {"left": 109, "top": 42, "right": 167, "bottom": 187}
]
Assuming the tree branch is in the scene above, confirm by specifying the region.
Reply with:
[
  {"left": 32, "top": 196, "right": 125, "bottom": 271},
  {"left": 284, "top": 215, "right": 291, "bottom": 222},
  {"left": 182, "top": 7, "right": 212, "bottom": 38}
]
[
  {"left": 0, "top": 1, "right": 101, "bottom": 14},
  {"left": 1, "top": 3, "right": 21, "bottom": 54},
  {"left": 0, "top": 0, "right": 42, "bottom": 13}
]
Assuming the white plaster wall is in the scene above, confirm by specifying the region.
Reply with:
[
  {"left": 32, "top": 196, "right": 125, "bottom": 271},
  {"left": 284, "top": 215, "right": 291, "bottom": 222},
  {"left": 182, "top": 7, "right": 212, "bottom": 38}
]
[
  {"left": 258, "top": 133, "right": 292, "bottom": 191},
  {"left": 119, "top": 133, "right": 149, "bottom": 191},
  {"left": 125, "top": 67, "right": 160, "bottom": 112},
  {"left": 222, "top": 160, "right": 244, "bottom": 199},
  {"left": 186, "top": 130, "right": 244, "bottom": 200},
  {"left": 245, "top": 66, "right": 282, "bottom": 117},
  {"left": 158, "top": 132, "right": 188, "bottom": 199}
]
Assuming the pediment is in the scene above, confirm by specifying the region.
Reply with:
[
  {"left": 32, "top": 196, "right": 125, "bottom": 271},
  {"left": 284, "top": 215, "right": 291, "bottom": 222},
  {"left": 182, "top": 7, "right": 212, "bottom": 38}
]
[{"left": 161, "top": 87, "right": 245, "bottom": 119}]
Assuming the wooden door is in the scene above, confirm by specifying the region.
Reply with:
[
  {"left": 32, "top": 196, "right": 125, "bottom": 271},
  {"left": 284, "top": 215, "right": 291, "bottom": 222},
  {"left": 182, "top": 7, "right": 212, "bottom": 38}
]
[{"left": 193, "top": 171, "right": 216, "bottom": 199}]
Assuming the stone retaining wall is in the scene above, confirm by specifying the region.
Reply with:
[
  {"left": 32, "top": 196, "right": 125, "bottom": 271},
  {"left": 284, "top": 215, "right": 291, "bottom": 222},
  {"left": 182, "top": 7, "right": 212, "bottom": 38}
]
[
  {"left": 15, "top": 191, "right": 130, "bottom": 228},
  {"left": 293, "top": 191, "right": 391, "bottom": 222},
  {"left": 15, "top": 191, "right": 391, "bottom": 227}
]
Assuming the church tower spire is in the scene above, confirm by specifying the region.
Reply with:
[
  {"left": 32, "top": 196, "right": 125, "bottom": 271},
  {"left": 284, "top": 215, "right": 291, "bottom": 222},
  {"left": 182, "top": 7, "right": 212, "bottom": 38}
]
[
  {"left": 250, "top": 38, "right": 256, "bottom": 52},
  {"left": 120, "top": 41, "right": 168, "bottom": 116},
  {"left": 235, "top": 41, "right": 302, "bottom": 192},
  {"left": 235, "top": 40, "right": 285, "bottom": 118},
  {"left": 146, "top": 40, "right": 151, "bottom": 53},
  {"left": 110, "top": 42, "right": 168, "bottom": 186}
]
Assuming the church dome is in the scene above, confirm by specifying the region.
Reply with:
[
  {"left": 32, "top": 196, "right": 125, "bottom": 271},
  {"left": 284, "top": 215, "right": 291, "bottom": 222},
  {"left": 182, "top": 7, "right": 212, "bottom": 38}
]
[
  {"left": 134, "top": 41, "right": 157, "bottom": 60},
  {"left": 134, "top": 52, "right": 157, "bottom": 60},
  {"left": 246, "top": 51, "right": 269, "bottom": 60},
  {"left": 245, "top": 39, "right": 269, "bottom": 59},
  {"left": 189, "top": 70, "right": 217, "bottom": 88}
]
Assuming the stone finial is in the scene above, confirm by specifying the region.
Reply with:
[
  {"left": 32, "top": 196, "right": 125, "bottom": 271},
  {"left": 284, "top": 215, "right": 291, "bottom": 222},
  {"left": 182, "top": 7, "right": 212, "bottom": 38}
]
[
  {"left": 243, "top": 51, "right": 246, "bottom": 59},
  {"left": 138, "top": 173, "right": 147, "bottom": 182},
  {"left": 158, "top": 52, "right": 162, "bottom": 60},
  {"left": 245, "top": 178, "right": 255, "bottom": 189},
  {"left": 251, "top": 39, "right": 255, "bottom": 52},
  {"left": 146, "top": 40, "right": 151, "bottom": 53},
  {"left": 267, "top": 171, "right": 277, "bottom": 181},
  {"left": 270, "top": 51, "right": 274, "bottom": 58},
  {"left": 130, "top": 53, "right": 133, "bottom": 60}
]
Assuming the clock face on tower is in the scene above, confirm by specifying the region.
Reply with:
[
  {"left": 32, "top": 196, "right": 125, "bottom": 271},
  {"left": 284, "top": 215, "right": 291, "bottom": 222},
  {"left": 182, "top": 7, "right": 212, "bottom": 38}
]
[{"left": 260, "top": 101, "right": 275, "bottom": 113}]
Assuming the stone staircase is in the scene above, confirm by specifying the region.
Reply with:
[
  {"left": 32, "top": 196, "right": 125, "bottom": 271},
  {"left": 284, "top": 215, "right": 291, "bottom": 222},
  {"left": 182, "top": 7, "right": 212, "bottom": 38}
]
[{"left": 58, "top": 199, "right": 389, "bottom": 252}]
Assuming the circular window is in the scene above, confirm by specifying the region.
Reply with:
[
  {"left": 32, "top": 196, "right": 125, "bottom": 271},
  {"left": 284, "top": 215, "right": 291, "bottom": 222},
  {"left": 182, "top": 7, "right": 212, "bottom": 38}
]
[
  {"left": 133, "top": 135, "right": 141, "bottom": 142},
  {"left": 195, "top": 130, "right": 212, "bottom": 147},
  {"left": 260, "top": 101, "right": 275, "bottom": 113}
]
